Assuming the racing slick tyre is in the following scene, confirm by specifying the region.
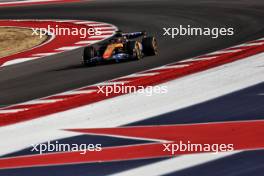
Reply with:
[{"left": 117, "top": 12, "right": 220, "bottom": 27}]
[
  {"left": 83, "top": 46, "right": 97, "bottom": 66},
  {"left": 127, "top": 41, "right": 143, "bottom": 60},
  {"left": 142, "top": 36, "right": 158, "bottom": 56}
]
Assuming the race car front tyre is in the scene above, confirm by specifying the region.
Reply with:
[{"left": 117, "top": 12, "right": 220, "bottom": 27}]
[
  {"left": 127, "top": 41, "right": 143, "bottom": 60},
  {"left": 142, "top": 37, "right": 158, "bottom": 56},
  {"left": 83, "top": 46, "right": 96, "bottom": 66}
]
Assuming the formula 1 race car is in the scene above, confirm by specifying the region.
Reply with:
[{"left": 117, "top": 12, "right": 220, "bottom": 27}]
[{"left": 83, "top": 31, "right": 158, "bottom": 66}]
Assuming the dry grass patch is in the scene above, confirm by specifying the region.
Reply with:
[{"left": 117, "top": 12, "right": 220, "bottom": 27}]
[{"left": 0, "top": 27, "right": 48, "bottom": 58}]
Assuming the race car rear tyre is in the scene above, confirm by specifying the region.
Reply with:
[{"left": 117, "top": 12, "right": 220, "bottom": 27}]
[
  {"left": 83, "top": 46, "right": 96, "bottom": 66},
  {"left": 127, "top": 41, "right": 143, "bottom": 60},
  {"left": 142, "top": 37, "right": 158, "bottom": 56}
]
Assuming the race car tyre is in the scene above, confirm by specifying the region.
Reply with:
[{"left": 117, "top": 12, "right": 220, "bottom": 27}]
[
  {"left": 142, "top": 36, "right": 158, "bottom": 56},
  {"left": 83, "top": 46, "right": 97, "bottom": 66},
  {"left": 127, "top": 41, "right": 143, "bottom": 60}
]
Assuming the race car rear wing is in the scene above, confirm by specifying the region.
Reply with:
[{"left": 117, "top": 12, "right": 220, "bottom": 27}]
[{"left": 122, "top": 31, "right": 146, "bottom": 39}]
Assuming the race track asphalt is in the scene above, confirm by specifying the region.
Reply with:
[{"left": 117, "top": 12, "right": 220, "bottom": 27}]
[{"left": 1, "top": 0, "right": 264, "bottom": 106}]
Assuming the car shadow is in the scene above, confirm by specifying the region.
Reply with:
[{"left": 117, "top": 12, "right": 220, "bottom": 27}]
[{"left": 54, "top": 59, "right": 136, "bottom": 72}]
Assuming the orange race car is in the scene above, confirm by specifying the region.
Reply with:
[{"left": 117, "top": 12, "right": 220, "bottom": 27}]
[{"left": 83, "top": 31, "right": 158, "bottom": 66}]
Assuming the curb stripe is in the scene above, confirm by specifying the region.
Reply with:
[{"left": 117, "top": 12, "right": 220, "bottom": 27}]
[{"left": 0, "top": 32, "right": 264, "bottom": 126}]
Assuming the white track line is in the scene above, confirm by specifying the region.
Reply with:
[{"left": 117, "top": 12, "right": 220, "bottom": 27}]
[
  {"left": 55, "top": 46, "right": 82, "bottom": 51},
  {"left": 235, "top": 42, "right": 264, "bottom": 47},
  {"left": 207, "top": 49, "right": 242, "bottom": 55},
  {"left": 155, "top": 64, "right": 190, "bottom": 70},
  {"left": 75, "top": 41, "right": 91, "bottom": 44},
  {"left": 122, "top": 73, "right": 160, "bottom": 78},
  {"left": 56, "top": 20, "right": 79, "bottom": 23},
  {"left": 255, "top": 37, "right": 264, "bottom": 41},
  {"left": 21, "top": 99, "right": 64, "bottom": 105},
  {"left": 0, "top": 0, "right": 60, "bottom": 5},
  {"left": 2, "top": 57, "right": 39, "bottom": 66},
  {"left": 95, "top": 81, "right": 129, "bottom": 86},
  {"left": 0, "top": 109, "right": 28, "bottom": 114},
  {"left": 32, "top": 52, "right": 60, "bottom": 56},
  {"left": 111, "top": 151, "right": 240, "bottom": 176},
  {"left": 180, "top": 56, "right": 217, "bottom": 62},
  {"left": 74, "top": 21, "right": 96, "bottom": 24},
  {"left": 88, "top": 24, "right": 111, "bottom": 26},
  {"left": 58, "top": 90, "right": 97, "bottom": 95}
]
